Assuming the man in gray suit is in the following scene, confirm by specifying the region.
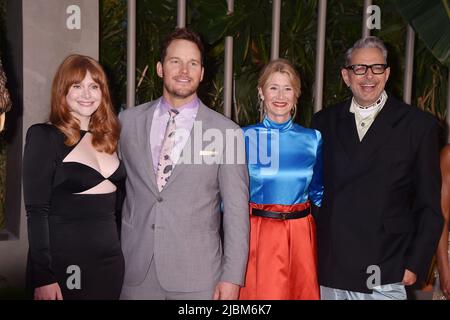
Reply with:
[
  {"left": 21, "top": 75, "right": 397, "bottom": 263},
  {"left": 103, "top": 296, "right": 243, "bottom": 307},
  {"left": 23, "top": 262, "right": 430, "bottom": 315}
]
[{"left": 119, "top": 28, "right": 249, "bottom": 300}]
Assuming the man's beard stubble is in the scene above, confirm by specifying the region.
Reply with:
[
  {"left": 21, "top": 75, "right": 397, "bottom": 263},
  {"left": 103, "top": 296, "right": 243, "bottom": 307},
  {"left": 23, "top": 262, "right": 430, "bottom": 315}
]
[{"left": 164, "top": 82, "right": 198, "bottom": 100}]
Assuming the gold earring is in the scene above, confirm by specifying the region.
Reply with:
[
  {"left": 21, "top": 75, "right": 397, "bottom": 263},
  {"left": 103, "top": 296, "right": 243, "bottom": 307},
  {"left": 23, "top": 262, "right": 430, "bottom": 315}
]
[
  {"left": 291, "top": 105, "right": 297, "bottom": 118},
  {"left": 258, "top": 97, "right": 265, "bottom": 121}
]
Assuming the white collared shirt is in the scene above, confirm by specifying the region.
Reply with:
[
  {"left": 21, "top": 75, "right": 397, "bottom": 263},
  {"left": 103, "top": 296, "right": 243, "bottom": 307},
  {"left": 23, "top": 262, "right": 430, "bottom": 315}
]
[
  {"left": 349, "top": 91, "right": 388, "bottom": 141},
  {"left": 150, "top": 97, "right": 199, "bottom": 174}
]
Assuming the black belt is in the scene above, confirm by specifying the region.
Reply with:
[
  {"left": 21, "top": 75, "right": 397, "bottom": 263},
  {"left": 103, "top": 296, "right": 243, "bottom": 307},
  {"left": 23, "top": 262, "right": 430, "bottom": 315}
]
[{"left": 252, "top": 207, "right": 310, "bottom": 220}]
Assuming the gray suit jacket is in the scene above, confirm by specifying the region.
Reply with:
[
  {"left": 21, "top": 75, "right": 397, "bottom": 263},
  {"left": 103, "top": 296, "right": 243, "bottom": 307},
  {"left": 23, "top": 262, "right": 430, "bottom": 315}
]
[{"left": 118, "top": 98, "right": 249, "bottom": 292}]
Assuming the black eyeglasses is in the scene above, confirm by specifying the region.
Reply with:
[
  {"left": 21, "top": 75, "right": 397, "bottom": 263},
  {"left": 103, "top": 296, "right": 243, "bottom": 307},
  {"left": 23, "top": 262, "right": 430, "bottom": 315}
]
[{"left": 345, "top": 64, "right": 388, "bottom": 75}]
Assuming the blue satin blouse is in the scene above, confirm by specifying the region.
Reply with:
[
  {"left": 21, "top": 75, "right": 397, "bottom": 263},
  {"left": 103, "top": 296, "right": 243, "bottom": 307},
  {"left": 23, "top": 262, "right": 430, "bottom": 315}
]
[{"left": 243, "top": 116, "right": 323, "bottom": 206}]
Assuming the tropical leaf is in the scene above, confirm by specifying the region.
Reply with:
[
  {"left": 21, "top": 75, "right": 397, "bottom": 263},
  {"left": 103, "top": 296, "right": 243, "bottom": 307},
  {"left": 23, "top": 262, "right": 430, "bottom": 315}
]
[
  {"left": 100, "top": 0, "right": 127, "bottom": 110},
  {"left": 395, "top": 0, "right": 450, "bottom": 66}
]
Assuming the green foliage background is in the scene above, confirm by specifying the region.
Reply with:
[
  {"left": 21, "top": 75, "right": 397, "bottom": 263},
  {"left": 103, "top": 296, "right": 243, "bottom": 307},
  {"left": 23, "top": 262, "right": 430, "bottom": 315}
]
[{"left": 100, "top": 0, "right": 448, "bottom": 128}]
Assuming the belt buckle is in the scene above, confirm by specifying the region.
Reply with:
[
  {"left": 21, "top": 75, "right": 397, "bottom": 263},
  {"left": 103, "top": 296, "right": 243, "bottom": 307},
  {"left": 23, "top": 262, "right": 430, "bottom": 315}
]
[{"left": 281, "top": 212, "right": 287, "bottom": 220}]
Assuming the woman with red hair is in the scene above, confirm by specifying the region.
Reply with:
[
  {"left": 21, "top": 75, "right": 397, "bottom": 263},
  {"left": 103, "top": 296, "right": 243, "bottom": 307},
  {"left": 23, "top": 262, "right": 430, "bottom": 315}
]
[{"left": 23, "top": 54, "right": 125, "bottom": 300}]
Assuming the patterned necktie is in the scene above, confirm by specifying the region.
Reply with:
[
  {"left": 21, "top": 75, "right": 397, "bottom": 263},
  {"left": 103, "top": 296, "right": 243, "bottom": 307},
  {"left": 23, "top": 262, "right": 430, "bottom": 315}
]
[{"left": 156, "top": 109, "right": 179, "bottom": 192}]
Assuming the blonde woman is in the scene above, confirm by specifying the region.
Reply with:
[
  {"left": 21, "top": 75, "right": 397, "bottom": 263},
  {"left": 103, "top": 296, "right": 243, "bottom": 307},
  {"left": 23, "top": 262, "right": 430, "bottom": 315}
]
[{"left": 239, "top": 59, "right": 323, "bottom": 299}]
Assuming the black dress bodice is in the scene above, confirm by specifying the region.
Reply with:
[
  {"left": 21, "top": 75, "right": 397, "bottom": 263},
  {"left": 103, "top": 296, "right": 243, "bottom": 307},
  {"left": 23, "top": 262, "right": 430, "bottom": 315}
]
[{"left": 23, "top": 124, "right": 125, "bottom": 299}]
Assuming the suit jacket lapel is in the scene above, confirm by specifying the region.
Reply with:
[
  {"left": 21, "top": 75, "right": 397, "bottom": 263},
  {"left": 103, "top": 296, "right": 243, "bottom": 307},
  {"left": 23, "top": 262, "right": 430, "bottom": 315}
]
[
  {"left": 136, "top": 99, "right": 159, "bottom": 194},
  {"left": 336, "top": 99, "right": 360, "bottom": 161},
  {"left": 161, "top": 101, "right": 209, "bottom": 191},
  {"left": 355, "top": 96, "right": 405, "bottom": 162}
]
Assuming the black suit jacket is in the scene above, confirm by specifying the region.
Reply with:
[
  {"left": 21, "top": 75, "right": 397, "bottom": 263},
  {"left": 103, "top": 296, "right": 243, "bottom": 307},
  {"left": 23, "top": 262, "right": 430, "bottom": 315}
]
[{"left": 311, "top": 95, "right": 443, "bottom": 293}]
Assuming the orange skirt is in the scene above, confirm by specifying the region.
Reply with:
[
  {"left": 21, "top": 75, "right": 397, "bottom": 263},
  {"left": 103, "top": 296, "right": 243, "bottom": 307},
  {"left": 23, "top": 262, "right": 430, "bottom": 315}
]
[{"left": 239, "top": 202, "right": 319, "bottom": 300}]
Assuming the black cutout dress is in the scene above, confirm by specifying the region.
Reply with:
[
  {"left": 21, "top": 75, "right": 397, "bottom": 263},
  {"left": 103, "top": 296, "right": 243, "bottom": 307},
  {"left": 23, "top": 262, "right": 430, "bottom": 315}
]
[{"left": 23, "top": 124, "right": 126, "bottom": 299}]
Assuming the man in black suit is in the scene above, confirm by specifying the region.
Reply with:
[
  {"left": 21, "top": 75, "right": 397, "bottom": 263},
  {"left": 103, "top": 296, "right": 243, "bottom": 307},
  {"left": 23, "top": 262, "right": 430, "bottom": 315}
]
[{"left": 312, "top": 36, "right": 443, "bottom": 300}]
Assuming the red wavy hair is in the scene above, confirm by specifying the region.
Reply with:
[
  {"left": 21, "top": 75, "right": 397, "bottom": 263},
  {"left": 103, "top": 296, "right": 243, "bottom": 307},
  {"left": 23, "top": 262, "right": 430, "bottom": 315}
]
[{"left": 50, "top": 54, "right": 119, "bottom": 154}]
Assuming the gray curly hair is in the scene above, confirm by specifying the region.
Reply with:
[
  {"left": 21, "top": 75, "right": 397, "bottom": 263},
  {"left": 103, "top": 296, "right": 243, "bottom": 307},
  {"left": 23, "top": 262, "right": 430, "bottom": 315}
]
[{"left": 344, "top": 36, "right": 388, "bottom": 66}]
